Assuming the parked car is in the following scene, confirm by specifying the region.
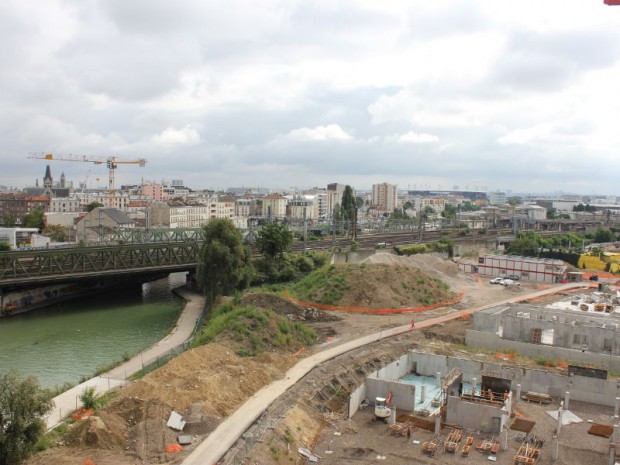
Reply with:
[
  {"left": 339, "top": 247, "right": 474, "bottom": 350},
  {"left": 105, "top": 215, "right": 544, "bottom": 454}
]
[
  {"left": 490, "top": 277, "right": 505, "bottom": 285},
  {"left": 506, "top": 274, "right": 520, "bottom": 281},
  {"left": 502, "top": 279, "right": 518, "bottom": 286}
]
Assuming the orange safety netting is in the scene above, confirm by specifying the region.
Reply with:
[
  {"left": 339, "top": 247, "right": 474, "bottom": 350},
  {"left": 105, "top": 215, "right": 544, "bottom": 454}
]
[
  {"left": 166, "top": 444, "right": 183, "bottom": 453},
  {"left": 72, "top": 408, "right": 94, "bottom": 421},
  {"left": 287, "top": 291, "right": 464, "bottom": 315},
  {"left": 82, "top": 458, "right": 96, "bottom": 465}
]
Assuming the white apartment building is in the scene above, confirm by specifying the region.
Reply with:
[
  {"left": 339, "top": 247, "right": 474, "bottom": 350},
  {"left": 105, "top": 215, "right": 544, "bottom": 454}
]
[
  {"left": 148, "top": 201, "right": 208, "bottom": 228},
  {"left": 262, "top": 194, "right": 287, "bottom": 219},
  {"left": 488, "top": 191, "right": 507, "bottom": 206},
  {"left": 304, "top": 188, "right": 328, "bottom": 218},
  {"left": 287, "top": 195, "right": 318, "bottom": 221},
  {"left": 50, "top": 197, "right": 81, "bottom": 213},
  {"left": 372, "top": 182, "right": 398, "bottom": 212},
  {"left": 326, "top": 183, "right": 346, "bottom": 218}
]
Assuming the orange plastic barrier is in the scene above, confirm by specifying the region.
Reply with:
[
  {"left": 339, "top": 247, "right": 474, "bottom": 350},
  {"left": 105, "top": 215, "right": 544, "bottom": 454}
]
[
  {"left": 166, "top": 444, "right": 183, "bottom": 453},
  {"left": 287, "top": 291, "right": 464, "bottom": 315},
  {"left": 82, "top": 458, "right": 96, "bottom": 465}
]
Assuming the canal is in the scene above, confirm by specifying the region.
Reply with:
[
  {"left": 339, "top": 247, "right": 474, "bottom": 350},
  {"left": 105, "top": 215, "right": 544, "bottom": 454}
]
[{"left": 0, "top": 273, "right": 187, "bottom": 389}]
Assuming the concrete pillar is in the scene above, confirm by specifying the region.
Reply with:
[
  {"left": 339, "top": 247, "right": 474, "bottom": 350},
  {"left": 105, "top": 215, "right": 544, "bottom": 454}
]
[
  {"left": 557, "top": 403, "right": 564, "bottom": 436},
  {"left": 436, "top": 372, "right": 441, "bottom": 386},
  {"left": 564, "top": 391, "right": 570, "bottom": 410},
  {"left": 516, "top": 384, "right": 521, "bottom": 402},
  {"left": 613, "top": 420, "right": 619, "bottom": 445},
  {"left": 389, "top": 407, "right": 396, "bottom": 425},
  {"left": 501, "top": 426, "right": 508, "bottom": 451},
  {"left": 615, "top": 397, "right": 620, "bottom": 417},
  {"left": 421, "top": 385, "right": 426, "bottom": 403},
  {"left": 434, "top": 414, "right": 441, "bottom": 435},
  {"left": 609, "top": 445, "right": 616, "bottom": 465},
  {"left": 551, "top": 435, "right": 559, "bottom": 462},
  {"left": 472, "top": 377, "right": 477, "bottom": 395}
]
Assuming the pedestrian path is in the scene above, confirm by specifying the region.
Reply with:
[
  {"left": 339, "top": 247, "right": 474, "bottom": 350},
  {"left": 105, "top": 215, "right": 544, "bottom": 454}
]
[{"left": 45, "top": 287, "right": 205, "bottom": 430}]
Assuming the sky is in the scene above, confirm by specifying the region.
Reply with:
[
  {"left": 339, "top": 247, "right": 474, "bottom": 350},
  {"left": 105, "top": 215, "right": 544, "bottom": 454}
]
[{"left": 1, "top": 0, "right": 620, "bottom": 195}]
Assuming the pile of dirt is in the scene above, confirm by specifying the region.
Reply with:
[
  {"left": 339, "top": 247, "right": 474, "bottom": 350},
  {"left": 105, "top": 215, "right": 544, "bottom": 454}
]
[
  {"left": 363, "top": 253, "right": 466, "bottom": 287},
  {"left": 65, "top": 411, "right": 127, "bottom": 450},
  {"left": 242, "top": 293, "right": 341, "bottom": 322},
  {"left": 118, "top": 342, "right": 295, "bottom": 418},
  {"left": 293, "top": 260, "right": 456, "bottom": 309}
]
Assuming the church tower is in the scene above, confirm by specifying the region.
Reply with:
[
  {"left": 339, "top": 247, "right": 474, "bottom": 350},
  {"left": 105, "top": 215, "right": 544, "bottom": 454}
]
[{"left": 43, "top": 165, "right": 53, "bottom": 196}]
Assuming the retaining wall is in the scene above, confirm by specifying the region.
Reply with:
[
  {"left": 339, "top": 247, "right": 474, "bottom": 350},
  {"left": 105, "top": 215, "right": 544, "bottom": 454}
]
[{"left": 465, "top": 329, "right": 620, "bottom": 372}]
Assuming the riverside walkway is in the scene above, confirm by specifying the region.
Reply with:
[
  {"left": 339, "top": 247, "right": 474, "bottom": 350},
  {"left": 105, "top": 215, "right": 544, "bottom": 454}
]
[
  {"left": 182, "top": 282, "right": 590, "bottom": 465},
  {"left": 45, "top": 287, "right": 205, "bottom": 430}
]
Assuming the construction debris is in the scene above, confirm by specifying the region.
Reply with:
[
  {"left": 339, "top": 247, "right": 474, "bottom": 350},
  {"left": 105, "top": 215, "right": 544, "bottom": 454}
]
[{"left": 587, "top": 423, "right": 613, "bottom": 438}]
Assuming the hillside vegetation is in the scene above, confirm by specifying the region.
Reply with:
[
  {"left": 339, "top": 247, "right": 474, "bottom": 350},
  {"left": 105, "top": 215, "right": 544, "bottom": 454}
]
[{"left": 291, "top": 263, "right": 455, "bottom": 308}]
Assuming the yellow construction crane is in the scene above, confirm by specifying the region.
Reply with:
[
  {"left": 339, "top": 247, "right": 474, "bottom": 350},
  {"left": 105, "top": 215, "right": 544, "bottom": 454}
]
[{"left": 28, "top": 153, "right": 146, "bottom": 204}]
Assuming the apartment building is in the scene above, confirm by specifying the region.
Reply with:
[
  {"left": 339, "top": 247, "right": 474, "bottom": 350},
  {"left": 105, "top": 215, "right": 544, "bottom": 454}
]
[
  {"left": 371, "top": 182, "right": 397, "bottom": 212},
  {"left": 326, "top": 183, "right": 346, "bottom": 218},
  {"left": 50, "top": 197, "right": 81, "bottom": 213},
  {"left": 287, "top": 195, "right": 318, "bottom": 221},
  {"left": 262, "top": 194, "right": 287, "bottom": 219}
]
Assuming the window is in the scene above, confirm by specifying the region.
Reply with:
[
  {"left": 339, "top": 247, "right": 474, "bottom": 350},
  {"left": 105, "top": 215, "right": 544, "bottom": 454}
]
[
  {"left": 530, "top": 328, "right": 542, "bottom": 344},
  {"left": 478, "top": 257, "right": 485, "bottom": 264}
]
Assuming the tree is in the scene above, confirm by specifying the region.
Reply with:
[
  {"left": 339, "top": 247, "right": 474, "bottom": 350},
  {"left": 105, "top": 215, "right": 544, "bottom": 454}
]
[
  {"left": 85, "top": 202, "right": 104, "bottom": 212},
  {"left": 505, "top": 232, "right": 543, "bottom": 256},
  {"left": 593, "top": 228, "right": 615, "bottom": 243},
  {"left": 442, "top": 204, "right": 456, "bottom": 220},
  {"left": 0, "top": 242, "right": 10, "bottom": 252},
  {"left": 2, "top": 213, "right": 16, "bottom": 228},
  {"left": 340, "top": 185, "right": 357, "bottom": 238},
  {"left": 196, "top": 219, "right": 253, "bottom": 305},
  {"left": 256, "top": 222, "right": 293, "bottom": 258},
  {"left": 21, "top": 208, "right": 45, "bottom": 230},
  {"left": 42, "top": 224, "right": 67, "bottom": 242},
  {"left": 0, "top": 371, "right": 53, "bottom": 465}
]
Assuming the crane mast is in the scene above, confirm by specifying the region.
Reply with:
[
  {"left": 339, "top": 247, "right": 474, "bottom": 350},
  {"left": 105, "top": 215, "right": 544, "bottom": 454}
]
[{"left": 28, "top": 153, "right": 147, "bottom": 206}]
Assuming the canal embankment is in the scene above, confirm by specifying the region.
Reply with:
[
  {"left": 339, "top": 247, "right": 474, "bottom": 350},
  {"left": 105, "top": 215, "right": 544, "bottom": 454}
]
[{"left": 45, "top": 286, "right": 205, "bottom": 430}]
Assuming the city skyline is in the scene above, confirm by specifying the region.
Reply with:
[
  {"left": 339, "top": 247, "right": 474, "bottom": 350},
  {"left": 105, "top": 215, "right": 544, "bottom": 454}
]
[{"left": 1, "top": 1, "right": 619, "bottom": 194}]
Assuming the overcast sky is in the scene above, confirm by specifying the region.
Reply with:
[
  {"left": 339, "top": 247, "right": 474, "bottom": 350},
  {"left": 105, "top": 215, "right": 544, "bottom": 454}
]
[{"left": 1, "top": 0, "right": 619, "bottom": 195}]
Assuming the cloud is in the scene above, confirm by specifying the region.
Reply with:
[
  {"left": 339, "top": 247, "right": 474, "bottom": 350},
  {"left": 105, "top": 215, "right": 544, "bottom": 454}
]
[
  {"left": 281, "top": 124, "right": 353, "bottom": 142},
  {"left": 396, "top": 132, "right": 439, "bottom": 144},
  {"left": 152, "top": 126, "right": 201, "bottom": 145}
]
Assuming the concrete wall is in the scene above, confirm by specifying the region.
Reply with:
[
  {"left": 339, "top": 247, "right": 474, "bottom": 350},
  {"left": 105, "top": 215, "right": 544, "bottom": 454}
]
[
  {"left": 332, "top": 249, "right": 393, "bottom": 264},
  {"left": 348, "top": 383, "right": 367, "bottom": 419},
  {"left": 465, "top": 329, "right": 620, "bottom": 373},
  {"left": 366, "top": 378, "right": 416, "bottom": 412},
  {"left": 412, "top": 350, "right": 620, "bottom": 408},
  {"left": 446, "top": 395, "right": 510, "bottom": 433}
]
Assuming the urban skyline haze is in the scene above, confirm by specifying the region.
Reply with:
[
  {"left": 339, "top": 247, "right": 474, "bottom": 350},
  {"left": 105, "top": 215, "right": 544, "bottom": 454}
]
[{"left": 1, "top": 1, "right": 619, "bottom": 194}]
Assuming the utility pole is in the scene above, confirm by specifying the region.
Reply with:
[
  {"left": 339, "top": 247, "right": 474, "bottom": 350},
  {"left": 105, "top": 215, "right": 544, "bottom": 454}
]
[{"left": 302, "top": 207, "right": 307, "bottom": 254}]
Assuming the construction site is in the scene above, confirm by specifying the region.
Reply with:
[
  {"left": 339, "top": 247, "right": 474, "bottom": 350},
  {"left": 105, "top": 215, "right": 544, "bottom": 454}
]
[{"left": 25, "top": 254, "right": 620, "bottom": 465}]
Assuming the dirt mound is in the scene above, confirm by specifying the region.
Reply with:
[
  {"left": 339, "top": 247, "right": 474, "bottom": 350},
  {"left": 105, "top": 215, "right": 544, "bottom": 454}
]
[
  {"left": 363, "top": 253, "right": 465, "bottom": 286},
  {"left": 293, "top": 261, "right": 456, "bottom": 309},
  {"left": 118, "top": 342, "right": 295, "bottom": 417},
  {"left": 65, "top": 412, "right": 127, "bottom": 449},
  {"left": 242, "top": 293, "right": 341, "bottom": 322}
]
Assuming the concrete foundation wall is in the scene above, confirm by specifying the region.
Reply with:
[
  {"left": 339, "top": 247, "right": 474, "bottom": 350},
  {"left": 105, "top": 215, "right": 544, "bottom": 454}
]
[
  {"left": 348, "top": 383, "right": 367, "bottom": 419},
  {"left": 465, "top": 329, "right": 620, "bottom": 373},
  {"left": 373, "top": 354, "right": 411, "bottom": 380},
  {"left": 412, "top": 350, "right": 620, "bottom": 407},
  {"left": 446, "top": 396, "right": 509, "bottom": 434},
  {"left": 366, "top": 378, "right": 416, "bottom": 412}
]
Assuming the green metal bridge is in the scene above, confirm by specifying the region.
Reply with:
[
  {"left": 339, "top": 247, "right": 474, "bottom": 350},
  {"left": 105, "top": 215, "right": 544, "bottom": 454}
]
[{"left": 0, "top": 229, "right": 205, "bottom": 289}]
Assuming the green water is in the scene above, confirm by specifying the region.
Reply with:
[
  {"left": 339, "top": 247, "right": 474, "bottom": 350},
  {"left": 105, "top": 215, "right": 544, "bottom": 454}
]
[{"left": 0, "top": 273, "right": 187, "bottom": 389}]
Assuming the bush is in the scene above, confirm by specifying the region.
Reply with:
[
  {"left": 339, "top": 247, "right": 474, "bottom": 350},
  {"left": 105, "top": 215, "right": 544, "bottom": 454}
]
[{"left": 79, "top": 386, "right": 101, "bottom": 411}]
